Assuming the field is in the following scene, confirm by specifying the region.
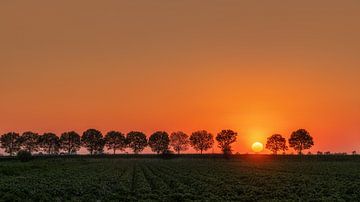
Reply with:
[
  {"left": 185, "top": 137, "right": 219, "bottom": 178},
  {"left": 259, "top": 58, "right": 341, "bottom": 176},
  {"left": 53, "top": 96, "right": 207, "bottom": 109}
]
[{"left": 1, "top": 155, "right": 360, "bottom": 201}]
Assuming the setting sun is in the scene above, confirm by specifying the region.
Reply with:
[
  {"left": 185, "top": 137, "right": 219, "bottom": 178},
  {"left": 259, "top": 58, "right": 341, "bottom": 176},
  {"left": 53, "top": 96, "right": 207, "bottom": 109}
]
[{"left": 252, "top": 142, "right": 264, "bottom": 153}]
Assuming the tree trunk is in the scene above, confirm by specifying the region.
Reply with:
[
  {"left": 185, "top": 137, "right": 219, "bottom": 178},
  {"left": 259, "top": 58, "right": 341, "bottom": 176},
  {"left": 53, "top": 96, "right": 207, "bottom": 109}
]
[
  {"left": 178, "top": 150, "right": 180, "bottom": 155},
  {"left": 113, "top": 148, "right": 116, "bottom": 155},
  {"left": 68, "top": 141, "right": 71, "bottom": 154},
  {"left": 200, "top": 149, "right": 203, "bottom": 154}
]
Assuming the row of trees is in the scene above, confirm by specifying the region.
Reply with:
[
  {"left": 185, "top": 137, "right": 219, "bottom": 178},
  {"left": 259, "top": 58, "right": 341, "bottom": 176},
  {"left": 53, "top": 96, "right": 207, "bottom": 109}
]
[
  {"left": 0, "top": 128, "right": 314, "bottom": 156},
  {"left": 266, "top": 129, "right": 314, "bottom": 154},
  {"left": 0, "top": 129, "right": 236, "bottom": 156}
]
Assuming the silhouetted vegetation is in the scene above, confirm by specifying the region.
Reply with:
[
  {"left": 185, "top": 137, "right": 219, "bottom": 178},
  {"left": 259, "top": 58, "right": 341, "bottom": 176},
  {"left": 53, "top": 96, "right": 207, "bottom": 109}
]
[
  {"left": 189, "top": 130, "right": 214, "bottom": 154},
  {"left": 19, "top": 131, "right": 40, "bottom": 153},
  {"left": 169, "top": 131, "right": 189, "bottom": 154},
  {"left": 59, "top": 131, "right": 81, "bottom": 154},
  {"left": 104, "top": 131, "right": 127, "bottom": 154},
  {"left": 0, "top": 132, "right": 21, "bottom": 156},
  {"left": 216, "top": 129, "right": 237, "bottom": 155},
  {"left": 126, "top": 131, "right": 147, "bottom": 154},
  {"left": 16, "top": 150, "right": 32, "bottom": 162},
  {"left": 148, "top": 131, "right": 170, "bottom": 154},
  {"left": 289, "top": 129, "right": 314, "bottom": 155},
  {"left": 81, "top": 129, "right": 105, "bottom": 155},
  {"left": 39, "top": 132, "right": 60, "bottom": 154},
  {"left": 0, "top": 128, "right": 322, "bottom": 157},
  {"left": 266, "top": 134, "right": 288, "bottom": 154}
]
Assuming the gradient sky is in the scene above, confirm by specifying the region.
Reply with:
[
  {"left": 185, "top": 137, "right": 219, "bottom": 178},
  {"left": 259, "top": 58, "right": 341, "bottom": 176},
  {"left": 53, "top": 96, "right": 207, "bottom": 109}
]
[{"left": 1, "top": 0, "right": 360, "bottom": 154}]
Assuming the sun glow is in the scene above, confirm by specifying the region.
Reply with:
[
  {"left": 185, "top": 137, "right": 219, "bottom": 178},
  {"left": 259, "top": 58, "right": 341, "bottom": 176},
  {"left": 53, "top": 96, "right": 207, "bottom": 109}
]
[{"left": 251, "top": 142, "right": 264, "bottom": 153}]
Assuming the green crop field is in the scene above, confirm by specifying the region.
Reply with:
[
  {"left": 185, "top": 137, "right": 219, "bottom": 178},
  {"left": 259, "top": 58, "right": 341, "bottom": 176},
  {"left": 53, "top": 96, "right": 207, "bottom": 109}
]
[{"left": 0, "top": 155, "right": 360, "bottom": 201}]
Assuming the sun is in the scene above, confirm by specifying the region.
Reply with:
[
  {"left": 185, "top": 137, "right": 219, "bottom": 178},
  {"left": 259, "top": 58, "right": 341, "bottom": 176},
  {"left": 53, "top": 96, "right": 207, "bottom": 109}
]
[{"left": 252, "top": 142, "right": 264, "bottom": 153}]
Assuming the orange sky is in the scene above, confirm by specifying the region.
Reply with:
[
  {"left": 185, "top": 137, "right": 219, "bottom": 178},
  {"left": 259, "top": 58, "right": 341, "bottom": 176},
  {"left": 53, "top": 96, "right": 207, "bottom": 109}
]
[{"left": 1, "top": 0, "right": 360, "bottom": 154}]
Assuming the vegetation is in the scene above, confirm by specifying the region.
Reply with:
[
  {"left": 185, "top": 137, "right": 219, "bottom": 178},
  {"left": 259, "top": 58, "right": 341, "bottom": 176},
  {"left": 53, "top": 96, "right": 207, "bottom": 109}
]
[
  {"left": 59, "top": 131, "right": 81, "bottom": 154},
  {"left": 1, "top": 128, "right": 316, "bottom": 156},
  {"left": 189, "top": 130, "right": 214, "bottom": 154},
  {"left": 148, "top": 131, "right": 170, "bottom": 154},
  {"left": 39, "top": 133, "right": 60, "bottom": 154},
  {"left": 0, "top": 156, "right": 359, "bottom": 201},
  {"left": 0, "top": 132, "right": 21, "bottom": 156},
  {"left": 19, "top": 131, "right": 40, "bottom": 153},
  {"left": 266, "top": 134, "right": 288, "bottom": 154},
  {"left": 16, "top": 150, "right": 32, "bottom": 162},
  {"left": 104, "top": 131, "right": 127, "bottom": 154},
  {"left": 216, "top": 130, "right": 237, "bottom": 155},
  {"left": 126, "top": 131, "right": 147, "bottom": 154},
  {"left": 289, "top": 129, "right": 314, "bottom": 154},
  {"left": 169, "top": 131, "right": 189, "bottom": 154},
  {"left": 81, "top": 129, "right": 105, "bottom": 155}
]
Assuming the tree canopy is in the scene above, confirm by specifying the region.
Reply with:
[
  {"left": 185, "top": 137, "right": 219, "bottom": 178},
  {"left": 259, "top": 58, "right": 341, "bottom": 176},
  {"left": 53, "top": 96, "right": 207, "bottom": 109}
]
[
  {"left": 289, "top": 129, "right": 314, "bottom": 154},
  {"left": 190, "top": 130, "right": 214, "bottom": 154},
  {"left": 0, "top": 132, "right": 21, "bottom": 156},
  {"left": 104, "top": 131, "right": 127, "bottom": 154},
  {"left": 148, "top": 131, "right": 170, "bottom": 154},
  {"left": 39, "top": 133, "right": 60, "bottom": 154},
  {"left": 82, "top": 129, "right": 105, "bottom": 155},
  {"left": 266, "top": 134, "right": 288, "bottom": 154},
  {"left": 126, "top": 131, "right": 147, "bottom": 154},
  {"left": 20, "top": 131, "right": 40, "bottom": 153},
  {"left": 170, "top": 131, "right": 189, "bottom": 154},
  {"left": 216, "top": 130, "right": 237, "bottom": 155},
  {"left": 59, "top": 131, "right": 81, "bottom": 154}
]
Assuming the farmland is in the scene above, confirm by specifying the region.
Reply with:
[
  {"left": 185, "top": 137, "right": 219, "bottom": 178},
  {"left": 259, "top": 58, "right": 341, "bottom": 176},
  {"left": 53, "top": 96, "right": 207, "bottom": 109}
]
[{"left": 0, "top": 155, "right": 360, "bottom": 201}]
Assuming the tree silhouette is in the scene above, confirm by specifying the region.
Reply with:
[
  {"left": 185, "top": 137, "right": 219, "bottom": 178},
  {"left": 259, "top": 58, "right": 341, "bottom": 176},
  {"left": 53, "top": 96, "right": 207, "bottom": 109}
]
[
  {"left": 289, "top": 129, "right": 314, "bottom": 155},
  {"left": 216, "top": 130, "right": 237, "bottom": 155},
  {"left": 170, "top": 131, "right": 189, "bottom": 154},
  {"left": 19, "top": 131, "right": 40, "bottom": 153},
  {"left": 266, "top": 134, "right": 288, "bottom": 155},
  {"left": 148, "top": 131, "right": 170, "bottom": 154},
  {"left": 0, "top": 132, "right": 21, "bottom": 156},
  {"left": 82, "top": 129, "right": 105, "bottom": 155},
  {"left": 39, "top": 133, "right": 60, "bottom": 155},
  {"left": 104, "top": 131, "right": 127, "bottom": 154},
  {"left": 126, "top": 131, "right": 147, "bottom": 154},
  {"left": 189, "top": 130, "right": 214, "bottom": 154},
  {"left": 59, "top": 131, "right": 81, "bottom": 154}
]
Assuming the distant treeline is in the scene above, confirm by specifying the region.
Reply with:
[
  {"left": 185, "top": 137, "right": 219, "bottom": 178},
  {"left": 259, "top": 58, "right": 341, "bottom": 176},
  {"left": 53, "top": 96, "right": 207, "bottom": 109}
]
[{"left": 0, "top": 129, "right": 314, "bottom": 156}]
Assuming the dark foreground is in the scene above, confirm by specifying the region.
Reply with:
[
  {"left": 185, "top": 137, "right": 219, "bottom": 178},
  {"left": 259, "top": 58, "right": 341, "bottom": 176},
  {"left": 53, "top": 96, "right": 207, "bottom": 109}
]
[{"left": 0, "top": 155, "right": 360, "bottom": 201}]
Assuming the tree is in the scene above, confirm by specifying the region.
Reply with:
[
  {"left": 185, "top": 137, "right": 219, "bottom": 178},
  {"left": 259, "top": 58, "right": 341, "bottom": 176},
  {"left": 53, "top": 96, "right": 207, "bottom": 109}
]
[
  {"left": 265, "top": 134, "right": 288, "bottom": 155},
  {"left": 216, "top": 130, "right": 237, "bottom": 155},
  {"left": 126, "top": 131, "right": 147, "bottom": 154},
  {"left": 148, "top": 131, "right": 170, "bottom": 154},
  {"left": 59, "top": 131, "right": 81, "bottom": 154},
  {"left": 104, "top": 131, "right": 127, "bottom": 154},
  {"left": 82, "top": 129, "right": 105, "bottom": 155},
  {"left": 189, "top": 130, "right": 214, "bottom": 154},
  {"left": 19, "top": 131, "right": 40, "bottom": 153},
  {"left": 170, "top": 131, "right": 189, "bottom": 154},
  {"left": 39, "top": 133, "right": 60, "bottom": 154},
  {"left": 0, "top": 132, "right": 21, "bottom": 156},
  {"left": 288, "top": 129, "right": 314, "bottom": 155}
]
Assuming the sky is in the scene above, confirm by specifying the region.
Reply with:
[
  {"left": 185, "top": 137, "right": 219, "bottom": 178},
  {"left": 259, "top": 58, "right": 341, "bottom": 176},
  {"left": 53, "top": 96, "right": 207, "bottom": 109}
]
[{"left": 1, "top": 0, "right": 360, "bottom": 154}]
